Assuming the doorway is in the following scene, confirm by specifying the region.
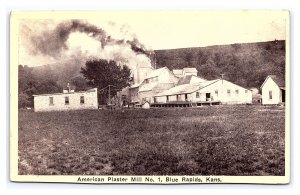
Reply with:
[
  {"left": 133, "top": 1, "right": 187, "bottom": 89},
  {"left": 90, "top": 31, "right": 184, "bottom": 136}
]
[
  {"left": 206, "top": 93, "right": 211, "bottom": 101},
  {"left": 281, "top": 89, "right": 285, "bottom": 103}
]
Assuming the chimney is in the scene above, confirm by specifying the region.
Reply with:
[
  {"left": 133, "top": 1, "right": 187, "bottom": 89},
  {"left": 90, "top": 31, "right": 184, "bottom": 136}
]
[{"left": 67, "top": 83, "right": 70, "bottom": 92}]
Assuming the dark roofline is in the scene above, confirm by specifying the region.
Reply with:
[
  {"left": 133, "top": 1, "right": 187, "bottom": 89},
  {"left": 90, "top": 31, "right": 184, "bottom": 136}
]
[
  {"left": 33, "top": 88, "right": 97, "bottom": 97},
  {"left": 260, "top": 75, "right": 285, "bottom": 89}
]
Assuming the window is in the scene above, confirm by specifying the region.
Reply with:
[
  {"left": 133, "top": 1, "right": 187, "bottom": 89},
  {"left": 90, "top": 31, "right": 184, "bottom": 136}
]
[
  {"left": 80, "top": 96, "right": 85, "bottom": 104},
  {"left": 227, "top": 89, "right": 231, "bottom": 96},
  {"left": 65, "top": 96, "right": 69, "bottom": 105},
  {"left": 166, "top": 96, "right": 169, "bottom": 102},
  {"left": 235, "top": 89, "right": 239, "bottom": 95},
  {"left": 215, "top": 90, "right": 218, "bottom": 96},
  {"left": 177, "top": 94, "right": 180, "bottom": 101},
  {"left": 245, "top": 90, "right": 248, "bottom": 93},
  {"left": 49, "top": 97, "right": 54, "bottom": 106},
  {"left": 196, "top": 92, "right": 200, "bottom": 98},
  {"left": 269, "top": 91, "right": 273, "bottom": 100},
  {"left": 185, "top": 94, "right": 188, "bottom": 101}
]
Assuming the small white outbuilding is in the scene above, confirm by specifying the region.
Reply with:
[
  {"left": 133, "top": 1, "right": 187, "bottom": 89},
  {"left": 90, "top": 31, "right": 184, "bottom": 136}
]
[
  {"left": 260, "top": 75, "right": 285, "bottom": 105},
  {"left": 33, "top": 88, "right": 98, "bottom": 112}
]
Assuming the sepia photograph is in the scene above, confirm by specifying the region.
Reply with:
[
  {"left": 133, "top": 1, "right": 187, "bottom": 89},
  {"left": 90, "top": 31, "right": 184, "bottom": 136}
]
[{"left": 10, "top": 10, "right": 289, "bottom": 184}]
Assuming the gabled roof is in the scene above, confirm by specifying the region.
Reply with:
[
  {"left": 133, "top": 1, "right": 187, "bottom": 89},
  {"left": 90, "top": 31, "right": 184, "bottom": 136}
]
[
  {"left": 139, "top": 83, "right": 175, "bottom": 92},
  {"left": 145, "top": 67, "right": 168, "bottom": 79},
  {"left": 260, "top": 75, "right": 285, "bottom": 89},
  {"left": 155, "top": 80, "right": 219, "bottom": 97},
  {"left": 130, "top": 81, "right": 143, "bottom": 88},
  {"left": 177, "top": 75, "right": 193, "bottom": 85},
  {"left": 139, "top": 82, "right": 159, "bottom": 92},
  {"left": 269, "top": 75, "right": 285, "bottom": 87},
  {"left": 130, "top": 67, "right": 170, "bottom": 88},
  {"left": 177, "top": 75, "right": 207, "bottom": 85}
]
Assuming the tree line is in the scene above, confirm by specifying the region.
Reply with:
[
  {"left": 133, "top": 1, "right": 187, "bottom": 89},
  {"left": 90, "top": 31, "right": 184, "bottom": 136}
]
[
  {"left": 18, "top": 60, "right": 131, "bottom": 108},
  {"left": 155, "top": 40, "right": 285, "bottom": 88}
]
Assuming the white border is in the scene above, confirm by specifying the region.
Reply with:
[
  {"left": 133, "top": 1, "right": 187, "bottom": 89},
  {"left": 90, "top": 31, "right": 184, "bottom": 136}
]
[{"left": 2, "top": 0, "right": 299, "bottom": 195}]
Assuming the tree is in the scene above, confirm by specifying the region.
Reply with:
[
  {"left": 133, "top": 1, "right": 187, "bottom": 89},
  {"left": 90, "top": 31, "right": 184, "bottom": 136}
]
[
  {"left": 80, "top": 59, "right": 131, "bottom": 104},
  {"left": 184, "top": 51, "right": 194, "bottom": 66},
  {"left": 18, "top": 65, "right": 36, "bottom": 108},
  {"left": 18, "top": 65, "right": 62, "bottom": 108},
  {"left": 71, "top": 76, "right": 88, "bottom": 91}
]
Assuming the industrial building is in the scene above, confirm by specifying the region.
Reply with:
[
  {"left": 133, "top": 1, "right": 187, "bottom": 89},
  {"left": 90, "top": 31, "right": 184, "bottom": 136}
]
[
  {"left": 115, "top": 65, "right": 254, "bottom": 107},
  {"left": 153, "top": 79, "right": 252, "bottom": 107}
]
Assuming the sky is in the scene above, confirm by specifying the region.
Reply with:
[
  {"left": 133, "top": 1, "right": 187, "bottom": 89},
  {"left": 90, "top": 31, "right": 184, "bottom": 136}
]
[{"left": 16, "top": 10, "right": 288, "bottom": 67}]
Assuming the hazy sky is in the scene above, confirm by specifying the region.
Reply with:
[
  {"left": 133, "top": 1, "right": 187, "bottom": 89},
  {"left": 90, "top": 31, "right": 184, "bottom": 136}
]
[{"left": 17, "top": 10, "right": 287, "bottom": 66}]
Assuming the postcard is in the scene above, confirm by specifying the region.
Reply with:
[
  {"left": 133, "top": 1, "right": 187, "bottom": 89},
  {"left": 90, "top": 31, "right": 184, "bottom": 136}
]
[{"left": 10, "top": 10, "right": 290, "bottom": 184}]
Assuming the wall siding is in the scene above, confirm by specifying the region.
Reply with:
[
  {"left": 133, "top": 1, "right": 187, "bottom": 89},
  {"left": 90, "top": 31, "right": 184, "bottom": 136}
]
[
  {"left": 191, "top": 80, "right": 252, "bottom": 104},
  {"left": 34, "top": 89, "right": 98, "bottom": 112},
  {"left": 261, "top": 78, "right": 281, "bottom": 105},
  {"left": 154, "top": 80, "right": 252, "bottom": 104}
]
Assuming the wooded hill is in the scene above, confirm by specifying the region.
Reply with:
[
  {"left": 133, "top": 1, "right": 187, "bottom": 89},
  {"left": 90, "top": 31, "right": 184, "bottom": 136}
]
[
  {"left": 20, "top": 40, "right": 285, "bottom": 103},
  {"left": 155, "top": 40, "right": 285, "bottom": 88}
]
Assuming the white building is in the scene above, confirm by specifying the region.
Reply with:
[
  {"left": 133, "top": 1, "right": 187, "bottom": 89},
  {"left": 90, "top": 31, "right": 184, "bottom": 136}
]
[
  {"left": 129, "top": 67, "right": 179, "bottom": 104},
  {"left": 132, "top": 66, "right": 153, "bottom": 84},
  {"left": 33, "top": 88, "right": 98, "bottom": 112},
  {"left": 172, "top": 68, "right": 198, "bottom": 77},
  {"left": 250, "top": 87, "right": 262, "bottom": 104},
  {"left": 260, "top": 75, "right": 285, "bottom": 105},
  {"left": 154, "top": 79, "right": 252, "bottom": 105},
  {"left": 119, "top": 65, "right": 253, "bottom": 107}
]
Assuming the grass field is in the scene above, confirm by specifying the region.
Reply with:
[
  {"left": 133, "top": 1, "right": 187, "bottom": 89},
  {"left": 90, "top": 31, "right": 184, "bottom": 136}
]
[{"left": 18, "top": 105, "right": 285, "bottom": 176}]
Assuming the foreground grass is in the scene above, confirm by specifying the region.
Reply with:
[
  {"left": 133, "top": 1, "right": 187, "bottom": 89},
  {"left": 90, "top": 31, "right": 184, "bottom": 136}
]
[{"left": 18, "top": 105, "right": 285, "bottom": 175}]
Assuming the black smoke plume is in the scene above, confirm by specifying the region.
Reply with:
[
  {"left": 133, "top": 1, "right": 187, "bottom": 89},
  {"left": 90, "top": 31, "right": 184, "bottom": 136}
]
[{"left": 29, "top": 20, "right": 149, "bottom": 58}]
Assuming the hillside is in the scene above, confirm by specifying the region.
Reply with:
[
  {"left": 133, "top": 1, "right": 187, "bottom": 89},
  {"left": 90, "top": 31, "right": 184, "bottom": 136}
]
[
  {"left": 154, "top": 40, "right": 285, "bottom": 88},
  {"left": 26, "top": 40, "right": 285, "bottom": 90},
  {"left": 30, "top": 57, "right": 86, "bottom": 87}
]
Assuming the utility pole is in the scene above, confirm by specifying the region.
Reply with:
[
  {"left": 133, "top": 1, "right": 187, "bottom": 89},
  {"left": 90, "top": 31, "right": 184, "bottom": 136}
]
[
  {"left": 220, "top": 73, "right": 225, "bottom": 84},
  {"left": 154, "top": 52, "right": 157, "bottom": 69},
  {"left": 108, "top": 85, "right": 111, "bottom": 105}
]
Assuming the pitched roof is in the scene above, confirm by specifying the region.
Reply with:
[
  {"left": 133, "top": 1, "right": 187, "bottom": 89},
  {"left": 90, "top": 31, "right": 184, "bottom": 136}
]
[
  {"left": 139, "top": 82, "right": 159, "bottom": 92},
  {"left": 130, "top": 81, "right": 143, "bottom": 88},
  {"left": 139, "top": 82, "right": 175, "bottom": 92},
  {"left": 177, "top": 75, "right": 207, "bottom": 85},
  {"left": 130, "top": 67, "right": 170, "bottom": 88},
  {"left": 155, "top": 80, "right": 219, "bottom": 97},
  {"left": 145, "top": 67, "right": 168, "bottom": 79},
  {"left": 269, "top": 75, "right": 285, "bottom": 87},
  {"left": 155, "top": 84, "right": 198, "bottom": 97},
  {"left": 177, "top": 75, "right": 193, "bottom": 85},
  {"left": 260, "top": 75, "right": 285, "bottom": 89}
]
